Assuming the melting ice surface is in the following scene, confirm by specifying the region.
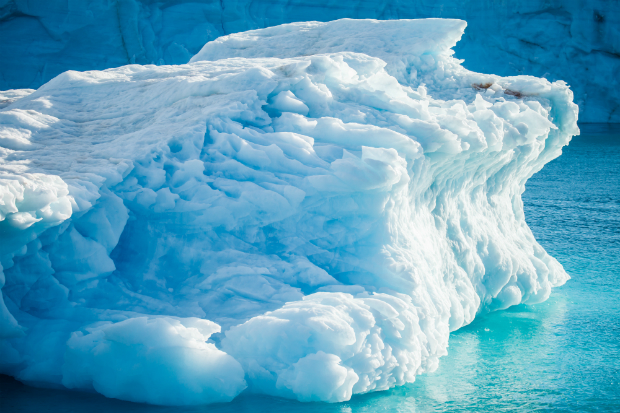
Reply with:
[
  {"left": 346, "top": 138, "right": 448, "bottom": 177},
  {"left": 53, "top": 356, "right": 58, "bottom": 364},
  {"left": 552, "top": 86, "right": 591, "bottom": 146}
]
[
  {"left": 2, "top": 125, "right": 619, "bottom": 411},
  {"left": 0, "top": 19, "right": 578, "bottom": 405}
]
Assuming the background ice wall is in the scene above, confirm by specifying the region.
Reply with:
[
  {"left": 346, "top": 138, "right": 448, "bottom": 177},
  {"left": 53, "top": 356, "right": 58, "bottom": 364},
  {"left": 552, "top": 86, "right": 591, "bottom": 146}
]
[
  {"left": 0, "top": 19, "right": 578, "bottom": 405},
  {"left": 0, "top": 0, "right": 618, "bottom": 122}
]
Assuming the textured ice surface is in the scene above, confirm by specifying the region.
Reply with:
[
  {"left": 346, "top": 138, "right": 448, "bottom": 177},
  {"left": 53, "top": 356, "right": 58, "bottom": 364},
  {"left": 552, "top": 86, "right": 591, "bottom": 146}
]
[
  {"left": 0, "top": 0, "right": 617, "bottom": 122},
  {"left": 0, "top": 19, "right": 578, "bottom": 405},
  {"left": 0, "top": 90, "right": 35, "bottom": 109}
]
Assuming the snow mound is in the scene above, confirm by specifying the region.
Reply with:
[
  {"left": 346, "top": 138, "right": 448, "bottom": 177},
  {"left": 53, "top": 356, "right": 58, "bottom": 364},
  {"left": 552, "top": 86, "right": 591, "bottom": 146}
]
[
  {"left": 0, "top": 19, "right": 578, "bottom": 405},
  {"left": 191, "top": 19, "right": 463, "bottom": 84},
  {"left": 63, "top": 317, "right": 245, "bottom": 405}
]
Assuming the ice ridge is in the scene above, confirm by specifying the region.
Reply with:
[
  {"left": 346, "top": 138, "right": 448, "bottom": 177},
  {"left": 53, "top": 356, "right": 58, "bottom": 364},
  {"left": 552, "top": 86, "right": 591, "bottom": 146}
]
[{"left": 0, "top": 19, "right": 578, "bottom": 405}]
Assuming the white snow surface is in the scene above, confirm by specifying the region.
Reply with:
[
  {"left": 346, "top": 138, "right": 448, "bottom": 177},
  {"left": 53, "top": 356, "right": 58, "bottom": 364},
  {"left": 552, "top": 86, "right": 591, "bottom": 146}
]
[
  {"left": 0, "top": 89, "right": 35, "bottom": 109},
  {"left": 0, "top": 19, "right": 578, "bottom": 405}
]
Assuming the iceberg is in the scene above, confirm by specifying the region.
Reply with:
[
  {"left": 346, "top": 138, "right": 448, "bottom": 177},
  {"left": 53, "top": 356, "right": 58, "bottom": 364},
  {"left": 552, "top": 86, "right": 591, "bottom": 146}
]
[{"left": 0, "top": 19, "right": 578, "bottom": 405}]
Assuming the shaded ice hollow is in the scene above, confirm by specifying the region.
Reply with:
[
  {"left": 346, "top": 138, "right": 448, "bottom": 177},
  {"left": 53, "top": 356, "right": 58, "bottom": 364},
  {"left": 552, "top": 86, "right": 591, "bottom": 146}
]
[{"left": 0, "top": 19, "right": 578, "bottom": 405}]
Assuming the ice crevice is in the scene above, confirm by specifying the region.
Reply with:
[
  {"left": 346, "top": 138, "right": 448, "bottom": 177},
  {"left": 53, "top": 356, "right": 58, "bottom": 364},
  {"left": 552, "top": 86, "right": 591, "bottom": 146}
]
[{"left": 0, "top": 19, "right": 578, "bottom": 405}]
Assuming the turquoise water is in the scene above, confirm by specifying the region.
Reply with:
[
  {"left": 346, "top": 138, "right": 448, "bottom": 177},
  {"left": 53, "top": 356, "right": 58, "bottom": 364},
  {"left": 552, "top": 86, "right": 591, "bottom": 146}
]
[{"left": 1, "top": 124, "right": 619, "bottom": 411}]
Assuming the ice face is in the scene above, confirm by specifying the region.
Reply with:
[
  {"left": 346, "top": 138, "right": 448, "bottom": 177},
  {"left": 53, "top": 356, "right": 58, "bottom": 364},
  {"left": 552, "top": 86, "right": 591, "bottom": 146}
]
[
  {"left": 0, "top": 0, "right": 617, "bottom": 123},
  {"left": 0, "top": 19, "right": 578, "bottom": 405}
]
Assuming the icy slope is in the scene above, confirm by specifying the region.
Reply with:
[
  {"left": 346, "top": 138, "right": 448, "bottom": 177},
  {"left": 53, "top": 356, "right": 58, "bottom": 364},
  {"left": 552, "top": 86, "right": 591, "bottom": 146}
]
[
  {"left": 0, "top": 19, "right": 578, "bottom": 405},
  {"left": 0, "top": 90, "right": 36, "bottom": 109},
  {"left": 0, "top": 0, "right": 617, "bottom": 122}
]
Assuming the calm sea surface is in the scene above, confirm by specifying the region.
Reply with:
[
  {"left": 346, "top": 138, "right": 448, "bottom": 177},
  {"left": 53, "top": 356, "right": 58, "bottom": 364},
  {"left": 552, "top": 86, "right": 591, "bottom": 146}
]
[{"left": 2, "top": 124, "right": 619, "bottom": 412}]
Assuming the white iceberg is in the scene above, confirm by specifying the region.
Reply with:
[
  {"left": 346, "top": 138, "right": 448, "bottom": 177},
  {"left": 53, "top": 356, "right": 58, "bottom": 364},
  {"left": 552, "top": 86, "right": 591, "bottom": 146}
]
[{"left": 0, "top": 19, "right": 578, "bottom": 405}]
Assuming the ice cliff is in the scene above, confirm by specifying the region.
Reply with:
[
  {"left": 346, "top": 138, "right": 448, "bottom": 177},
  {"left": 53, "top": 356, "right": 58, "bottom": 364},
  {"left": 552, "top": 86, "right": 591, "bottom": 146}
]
[
  {"left": 0, "top": 0, "right": 617, "bottom": 122},
  {"left": 0, "top": 19, "right": 578, "bottom": 405}
]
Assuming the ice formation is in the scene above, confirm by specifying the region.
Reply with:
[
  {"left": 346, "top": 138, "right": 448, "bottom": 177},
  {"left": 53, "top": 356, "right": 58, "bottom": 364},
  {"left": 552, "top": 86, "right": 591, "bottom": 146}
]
[
  {"left": 0, "top": 0, "right": 617, "bottom": 122},
  {"left": 0, "top": 19, "right": 578, "bottom": 405},
  {"left": 0, "top": 89, "right": 35, "bottom": 109}
]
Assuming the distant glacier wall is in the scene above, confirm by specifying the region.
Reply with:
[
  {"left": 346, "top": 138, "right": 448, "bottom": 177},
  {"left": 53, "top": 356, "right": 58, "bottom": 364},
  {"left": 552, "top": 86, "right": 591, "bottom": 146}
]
[{"left": 0, "top": 0, "right": 618, "bottom": 122}]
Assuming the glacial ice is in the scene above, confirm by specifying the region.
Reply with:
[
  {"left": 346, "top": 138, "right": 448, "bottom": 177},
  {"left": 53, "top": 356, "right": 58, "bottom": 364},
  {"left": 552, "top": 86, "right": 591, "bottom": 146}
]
[
  {"left": 0, "top": 0, "right": 617, "bottom": 123},
  {"left": 0, "top": 19, "right": 578, "bottom": 405},
  {"left": 0, "top": 90, "right": 36, "bottom": 110}
]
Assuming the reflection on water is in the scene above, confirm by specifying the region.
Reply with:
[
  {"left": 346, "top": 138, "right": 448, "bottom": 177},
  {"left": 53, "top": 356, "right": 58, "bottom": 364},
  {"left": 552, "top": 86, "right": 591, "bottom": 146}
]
[{"left": 1, "top": 124, "right": 619, "bottom": 412}]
